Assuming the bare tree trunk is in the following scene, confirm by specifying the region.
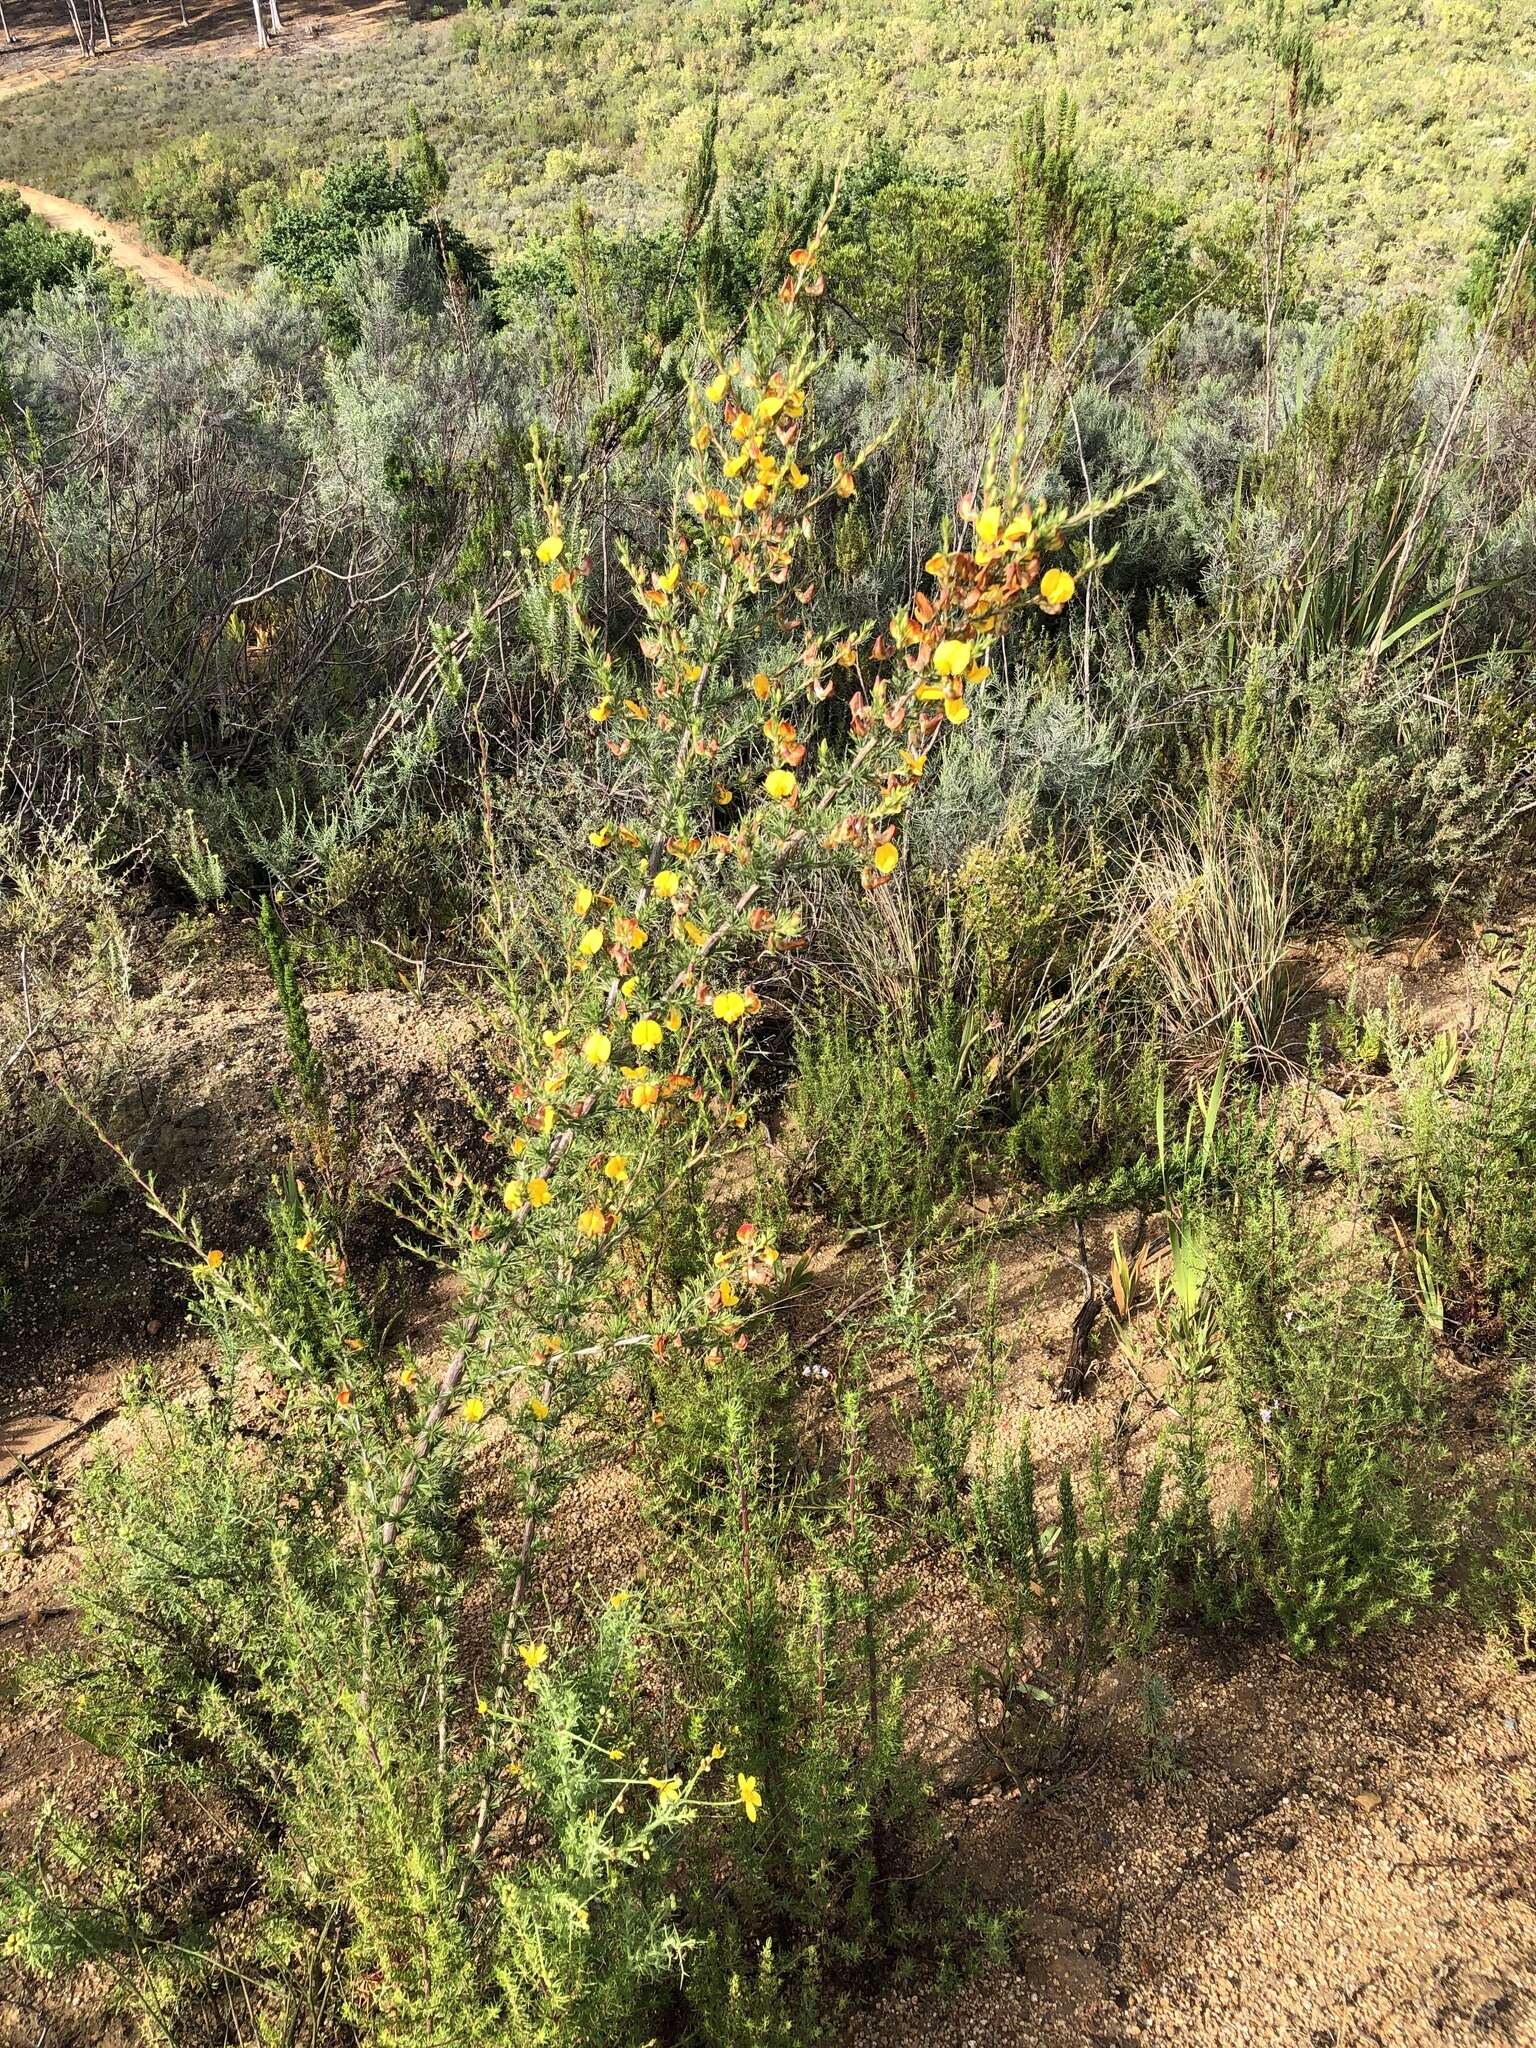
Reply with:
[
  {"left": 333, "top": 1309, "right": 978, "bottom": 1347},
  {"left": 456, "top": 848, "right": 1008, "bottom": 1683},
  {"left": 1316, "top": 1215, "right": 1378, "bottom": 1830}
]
[
  {"left": 0, "top": 0, "right": 16, "bottom": 49},
  {"left": 95, "top": 0, "right": 112, "bottom": 46},
  {"left": 63, "top": 0, "right": 88, "bottom": 54},
  {"left": 177, "top": 0, "right": 188, "bottom": 26},
  {"left": 251, "top": 0, "right": 268, "bottom": 46},
  {"left": 268, "top": 0, "right": 283, "bottom": 30}
]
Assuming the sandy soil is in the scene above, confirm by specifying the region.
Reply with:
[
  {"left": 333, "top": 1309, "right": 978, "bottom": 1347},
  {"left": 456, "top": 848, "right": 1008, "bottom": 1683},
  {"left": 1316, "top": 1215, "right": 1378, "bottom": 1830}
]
[{"left": 2, "top": 915, "right": 1534, "bottom": 2047}]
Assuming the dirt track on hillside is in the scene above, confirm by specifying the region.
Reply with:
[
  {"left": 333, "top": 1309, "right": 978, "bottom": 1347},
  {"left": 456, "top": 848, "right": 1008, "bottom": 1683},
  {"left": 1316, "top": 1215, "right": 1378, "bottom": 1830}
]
[{"left": 6, "top": 182, "right": 225, "bottom": 295}]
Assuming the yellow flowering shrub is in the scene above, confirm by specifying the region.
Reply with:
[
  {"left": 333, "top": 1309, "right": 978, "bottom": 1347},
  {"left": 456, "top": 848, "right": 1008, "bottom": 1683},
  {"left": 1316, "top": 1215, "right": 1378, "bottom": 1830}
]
[
  {"left": 19, "top": 237, "right": 1114, "bottom": 2048},
  {"left": 375, "top": 235, "right": 1117, "bottom": 1859}
]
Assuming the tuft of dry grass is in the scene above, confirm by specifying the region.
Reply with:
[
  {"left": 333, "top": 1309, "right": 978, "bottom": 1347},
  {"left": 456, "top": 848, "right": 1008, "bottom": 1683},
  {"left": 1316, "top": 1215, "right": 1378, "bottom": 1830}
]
[{"left": 1134, "top": 811, "right": 1295, "bottom": 1077}]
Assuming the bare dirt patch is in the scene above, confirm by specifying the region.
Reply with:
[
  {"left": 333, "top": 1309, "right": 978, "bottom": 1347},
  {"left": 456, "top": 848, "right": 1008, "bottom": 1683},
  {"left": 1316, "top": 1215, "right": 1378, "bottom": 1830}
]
[{"left": 0, "top": 0, "right": 404, "bottom": 103}]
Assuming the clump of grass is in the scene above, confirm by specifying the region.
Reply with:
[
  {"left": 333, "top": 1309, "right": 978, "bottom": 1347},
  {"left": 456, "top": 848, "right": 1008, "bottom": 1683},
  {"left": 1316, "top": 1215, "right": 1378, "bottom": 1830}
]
[{"left": 1135, "top": 811, "right": 1295, "bottom": 1078}]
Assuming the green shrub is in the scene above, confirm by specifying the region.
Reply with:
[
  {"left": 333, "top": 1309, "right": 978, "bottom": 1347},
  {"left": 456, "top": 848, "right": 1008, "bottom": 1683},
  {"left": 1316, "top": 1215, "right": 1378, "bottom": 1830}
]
[
  {"left": 1399, "top": 958, "right": 1536, "bottom": 1344},
  {"left": 1287, "top": 657, "right": 1530, "bottom": 926},
  {"left": 826, "top": 166, "right": 1010, "bottom": 367},
  {"left": 133, "top": 132, "right": 261, "bottom": 258},
  {"left": 258, "top": 148, "right": 493, "bottom": 333},
  {"left": 1460, "top": 190, "right": 1535, "bottom": 333},
  {"left": 11, "top": 1356, "right": 707, "bottom": 2043},
  {"left": 1471, "top": 1368, "right": 1536, "bottom": 1662},
  {"left": 790, "top": 995, "right": 989, "bottom": 1232},
  {"left": 0, "top": 187, "right": 97, "bottom": 312},
  {"left": 1210, "top": 1190, "right": 1452, "bottom": 1654},
  {"left": 1006, "top": 1017, "right": 1160, "bottom": 1196},
  {"left": 970, "top": 1430, "right": 1171, "bottom": 1755}
]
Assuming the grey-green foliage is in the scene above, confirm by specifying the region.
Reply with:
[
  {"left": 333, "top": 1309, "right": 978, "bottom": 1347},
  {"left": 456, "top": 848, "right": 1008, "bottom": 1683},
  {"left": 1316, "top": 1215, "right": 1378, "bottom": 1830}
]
[
  {"left": 3, "top": 242, "right": 528, "bottom": 847},
  {"left": 1284, "top": 653, "right": 1530, "bottom": 926}
]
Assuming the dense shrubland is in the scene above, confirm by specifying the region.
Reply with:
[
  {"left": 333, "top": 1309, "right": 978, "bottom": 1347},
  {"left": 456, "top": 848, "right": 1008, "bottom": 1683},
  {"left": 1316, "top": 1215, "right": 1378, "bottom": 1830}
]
[
  {"left": 1, "top": 0, "right": 1532, "bottom": 296},
  {"left": 2, "top": 55, "right": 1536, "bottom": 2048}
]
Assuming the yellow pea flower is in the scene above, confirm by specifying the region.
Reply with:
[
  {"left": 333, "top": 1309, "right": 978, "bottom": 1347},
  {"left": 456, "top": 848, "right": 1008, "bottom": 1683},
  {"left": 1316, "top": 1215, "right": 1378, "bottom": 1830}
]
[
  {"left": 528, "top": 1178, "right": 552, "bottom": 1207},
  {"left": 528, "top": 1394, "right": 550, "bottom": 1422},
  {"left": 713, "top": 990, "right": 749, "bottom": 1024},
  {"left": 1040, "top": 567, "right": 1076, "bottom": 605},
  {"left": 763, "top": 768, "right": 797, "bottom": 801},
  {"left": 574, "top": 886, "right": 594, "bottom": 915},
  {"left": 652, "top": 870, "right": 680, "bottom": 899},
  {"left": 632, "top": 1017, "right": 664, "bottom": 1050},
  {"left": 577, "top": 1206, "right": 610, "bottom": 1237},
  {"left": 503, "top": 1179, "right": 526, "bottom": 1211},
  {"left": 463, "top": 1397, "right": 486, "bottom": 1424},
  {"left": 578, "top": 926, "right": 605, "bottom": 956},
  {"left": 932, "top": 639, "right": 974, "bottom": 678},
  {"left": 873, "top": 843, "right": 900, "bottom": 875},
  {"left": 536, "top": 534, "right": 563, "bottom": 565},
  {"left": 944, "top": 697, "right": 971, "bottom": 725},
  {"left": 582, "top": 1031, "right": 612, "bottom": 1067},
  {"left": 603, "top": 1154, "right": 630, "bottom": 1183}
]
